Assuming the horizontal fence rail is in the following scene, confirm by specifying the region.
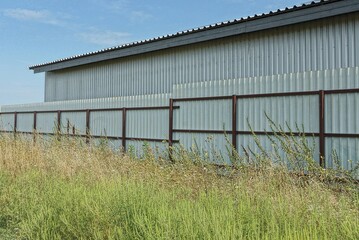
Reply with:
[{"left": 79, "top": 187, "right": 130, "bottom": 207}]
[{"left": 1, "top": 88, "right": 359, "bottom": 168}]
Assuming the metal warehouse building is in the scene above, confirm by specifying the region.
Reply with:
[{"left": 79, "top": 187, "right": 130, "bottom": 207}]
[{"left": 1, "top": 0, "right": 359, "bottom": 170}]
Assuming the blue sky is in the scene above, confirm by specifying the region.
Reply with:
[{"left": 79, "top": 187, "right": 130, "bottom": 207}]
[{"left": 0, "top": 0, "right": 305, "bottom": 106}]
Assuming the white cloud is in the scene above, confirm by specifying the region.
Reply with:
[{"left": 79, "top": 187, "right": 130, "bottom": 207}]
[
  {"left": 3, "top": 8, "right": 66, "bottom": 26},
  {"left": 79, "top": 30, "right": 132, "bottom": 46},
  {"left": 130, "top": 10, "right": 152, "bottom": 22},
  {"left": 109, "top": 0, "right": 129, "bottom": 11},
  {"left": 97, "top": 0, "right": 153, "bottom": 23}
]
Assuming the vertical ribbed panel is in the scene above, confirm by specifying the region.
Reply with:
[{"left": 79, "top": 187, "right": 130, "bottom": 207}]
[
  {"left": 37, "top": 113, "right": 58, "bottom": 133},
  {"left": 0, "top": 94, "right": 170, "bottom": 112},
  {"left": 0, "top": 114, "right": 15, "bottom": 131},
  {"left": 127, "top": 110, "right": 168, "bottom": 139},
  {"left": 174, "top": 133, "right": 232, "bottom": 164},
  {"left": 173, "top": 67, "right": 359, "bottom": 98},
  {"left": 17, "top": 113, "right": 34, "bottom": 132},
  {"left": 237, "top": 135, "right": 320, "bottom": 163},
  {"left": 324, "top": 92, "right": 359, "bottom": 172},
  {"left": 325, "top": 138, "right": 359, "bottom": 172},
  {"left": 44, "top": 13, "right": 359, "bottom": 101},
  {"left": 237, "top": 96, "right": 319, "bottom": 132},
  {"left": 60, "top": 112, "right": 86, "bottom": 134},
  {"left": 172, "top": 99, "right": 232, "bottom": 162},
  {"left": 90, "top": 111, "right": 122, "bottom": 137},
  {"left": 174, "top": 100, "right": 231, "bottom": 131},
  {"left": 325, "top": 93, "right": 359, "bottom": 134}
]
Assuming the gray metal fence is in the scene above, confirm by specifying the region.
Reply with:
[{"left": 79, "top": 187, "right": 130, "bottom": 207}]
[{"left": 1, "top": 88, "right": 359, "bottom": 171}]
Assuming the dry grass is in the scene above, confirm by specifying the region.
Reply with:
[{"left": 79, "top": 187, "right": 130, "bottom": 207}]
[{"left": 0, "top": 133, "right": 358, "bottom": 239}]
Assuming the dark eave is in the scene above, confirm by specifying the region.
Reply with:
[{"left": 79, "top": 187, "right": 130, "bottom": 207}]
[{"left": 29, "top": 0, "right": 359, "bottom": 73}]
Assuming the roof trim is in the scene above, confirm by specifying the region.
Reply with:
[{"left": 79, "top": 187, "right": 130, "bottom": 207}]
[{"left": 30, "top": 0, "right": 359, "bottom": 73}]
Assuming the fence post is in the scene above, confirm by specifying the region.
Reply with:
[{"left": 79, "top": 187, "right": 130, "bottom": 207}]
[
  {"left": 56, "top": 110, "right": 61, "bottom": 141},
  {"left": 14, "top": 111, "right": 17, "bottom": 136},
  {"left": 66, "top": 119, "right": 70, "bottom": 136},
  {"left": 319, "top": 90, "right": 325, "bottom": 168},
  {"left": 168, "top": 99, "right": 174, "bottom": 160},
  {"left": 232, "top": 95, "right": 237, "bottom": 154},
  {"left": 33, "top": 111, "right": 37, "bottom": 143},
  {"left": 122, "top": 108, "right": 127, "bottom": 151},
  {"left": 57, "top": 111, "right": 61, "bottom": 136},
  {"left": 86, "top": 109, "right": 90, "bottom": 144}
]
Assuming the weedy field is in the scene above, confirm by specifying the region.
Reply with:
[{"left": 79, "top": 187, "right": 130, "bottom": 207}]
[{"left": 0, "top": 132, "right": 358, "bottom": 239}]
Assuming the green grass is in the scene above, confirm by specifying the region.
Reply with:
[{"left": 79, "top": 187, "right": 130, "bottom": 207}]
[{"left": 0, "top": 134, "right": 358, "bottom": 239}]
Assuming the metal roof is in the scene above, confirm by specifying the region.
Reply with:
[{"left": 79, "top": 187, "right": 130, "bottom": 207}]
[{"left": 29, "top": 0, "right": 359, "bottom": 73}]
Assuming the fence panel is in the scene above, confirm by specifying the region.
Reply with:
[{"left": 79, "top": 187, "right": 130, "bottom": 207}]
[
  {"left": 174, "top": 99, "right": 231, "bottom": 131},
  {"left": 126, "top": 140, "right": 168, "bottom": 158},
  {"left": 172, "top": 99, "right": 232, "bottom": 162},
  {"left": 37, "top": 112, "right": 58, "bottom": 134},
  {"left": 90, "top": 111, "right": 122, "bottom": 137},
  {"left": 325, "top": 138, "right": 359, "bottom": 173},
  {"left": 0, "top": 114, "right": 15, "bottom": 131},
  {"left": 237, "top": 134, "right": 320, "bottom": 164},
  {"left": 127, "top": 109, "right": 168, "bottom": 140},
  {"left": 16, "top": 113, "right": 34, "bottom": 133},
  {"left": 237, "top": 95, "right": 319, "bottom": 132},
  {"left": 173, "top": 132, "right": 232, "bottom": 164},
  {"left": 60, "top": 112, "right": 86, "bottom": 135},
  {"left": 325, "top": 93, "right": 359, "bottom": 134}
]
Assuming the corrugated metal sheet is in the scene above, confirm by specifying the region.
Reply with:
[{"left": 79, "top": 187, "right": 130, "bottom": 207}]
[
  {"left": 16, "top": 113, "right": 34, "bottom": 132},
  {"left": 236, "top": 96, "right": 319, "bottom": 132},
  {"left": 172, "top": 67, "right": 359, "bottom": 98},
  {"left": 174, "top": 100, "right": 231, "bottom": 131},
  {"left": 236, "top": 134, "right": 320, "bottom": 164},
  {"left": 60, "top": 112, "right": 86, "bottom": 134},
  {"left": 1, "top": 93, "right": 170, "bottom": 112},
  {"left": 174, "top": 133, "right": 232, "bottom": 164},
  {"left": 37, "top": 113, "right": 58, "bottom": 134},
  {"left": 127, "top": 110, "right": 168, "bottom": 139},
  {"left": 44, "top": 13, "right": 359, "bottom": 101},
  {"left": 90, "top": 111, "right": 122, "bottom": 137},
  {"left": 325, "top": 138, "right": 359, "bottom": 171},
  {"left": 0, "top": 114, "right": 15, "bottom": 131},
  {"left": 326, "top": 93, "right": 359, "bottom": 134}
]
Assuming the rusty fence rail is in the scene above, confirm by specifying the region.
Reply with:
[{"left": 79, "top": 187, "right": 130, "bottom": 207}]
[{"left": 1, "top": 88, "right": 359, "bottom": 167}]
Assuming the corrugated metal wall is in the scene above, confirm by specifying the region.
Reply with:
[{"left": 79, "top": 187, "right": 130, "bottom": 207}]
[
  {"left": 0, "top": 114, "right": 14, "bottom": 131},
  {"left": 45, "top": 13, "right": 359, "bottom": 102},
  {"left": 1, "top": 67, "right": 359, "bottom": 172},
  {"left": 172, "top": 67, "right": 359, "bottom": 98}
]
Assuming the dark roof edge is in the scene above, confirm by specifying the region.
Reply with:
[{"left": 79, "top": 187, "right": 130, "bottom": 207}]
[{"left": 30, "top": 0, "right": 358, "bottom": 73}]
